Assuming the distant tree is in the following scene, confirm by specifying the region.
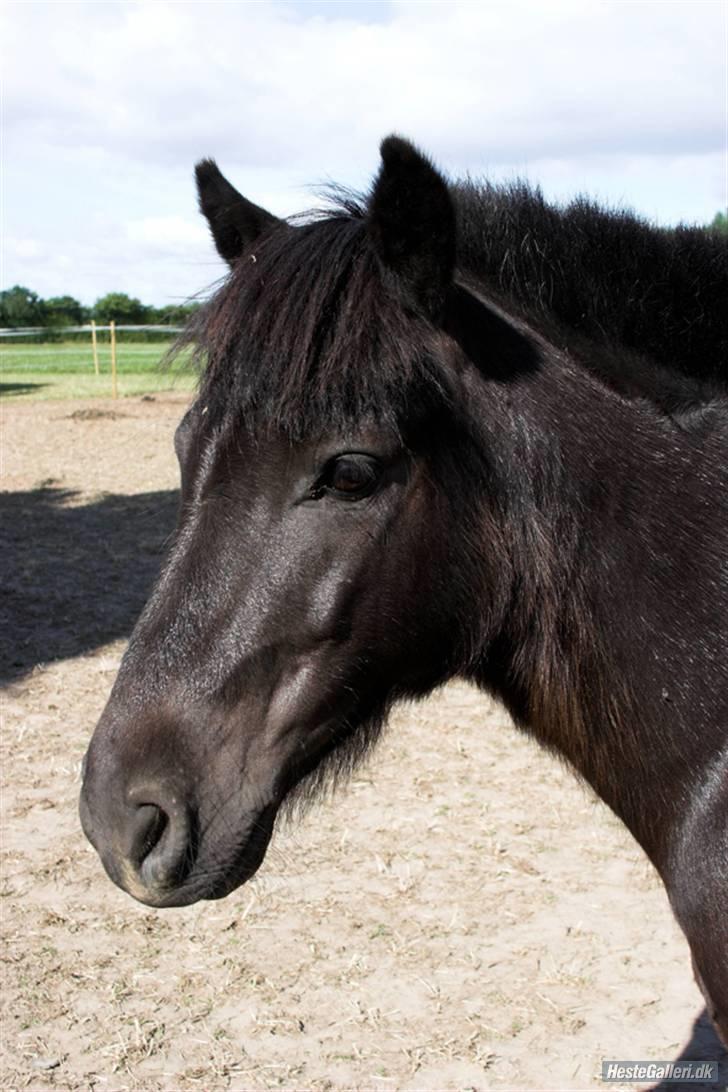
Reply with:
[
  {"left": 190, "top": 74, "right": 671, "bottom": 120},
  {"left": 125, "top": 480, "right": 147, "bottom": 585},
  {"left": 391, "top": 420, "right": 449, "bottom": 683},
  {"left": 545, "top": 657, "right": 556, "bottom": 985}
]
[
  {"left": 0, "top": 285, "right": 47, "bottom": 326},
  {"left": 45, "top": 295, "right": 86, "bottom": 326},
  {"left": 1, "top": 288, "right": 202, "bottom": 331},
  {"left": 709, "top": 210, "right": 728, "bottom": 234},
  {"left": 150, "top": 302, "right": 203, "bottom": 325},
  {"left": 92, "top": 292, "right": 150, "bottom": 324}
]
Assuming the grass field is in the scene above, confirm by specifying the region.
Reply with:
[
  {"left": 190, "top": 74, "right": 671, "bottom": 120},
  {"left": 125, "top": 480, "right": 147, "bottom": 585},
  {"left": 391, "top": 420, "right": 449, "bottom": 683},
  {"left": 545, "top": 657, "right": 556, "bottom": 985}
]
[{"left": 0, "top": 340, "right": 196, "bottom": 400}]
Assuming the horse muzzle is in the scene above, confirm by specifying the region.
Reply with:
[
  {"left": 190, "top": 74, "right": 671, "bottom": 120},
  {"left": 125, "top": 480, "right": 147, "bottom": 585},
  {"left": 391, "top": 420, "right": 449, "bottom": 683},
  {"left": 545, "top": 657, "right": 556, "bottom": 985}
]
[{"left": 79, "top": 730, "right": 279, "bottom": 908}]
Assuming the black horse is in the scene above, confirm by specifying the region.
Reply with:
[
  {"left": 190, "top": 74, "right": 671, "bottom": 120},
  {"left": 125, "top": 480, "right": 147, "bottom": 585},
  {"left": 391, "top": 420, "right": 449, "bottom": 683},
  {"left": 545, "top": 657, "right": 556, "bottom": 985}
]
[{"left": 80, "top": 137, "right": 728, "bottom": 1041}]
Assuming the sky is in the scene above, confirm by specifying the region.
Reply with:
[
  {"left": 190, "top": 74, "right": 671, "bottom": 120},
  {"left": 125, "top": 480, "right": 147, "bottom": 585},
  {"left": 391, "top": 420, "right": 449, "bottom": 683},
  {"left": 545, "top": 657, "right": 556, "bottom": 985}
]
[{"left": 2, "top": 0, "right": 727, "bottom": 307}]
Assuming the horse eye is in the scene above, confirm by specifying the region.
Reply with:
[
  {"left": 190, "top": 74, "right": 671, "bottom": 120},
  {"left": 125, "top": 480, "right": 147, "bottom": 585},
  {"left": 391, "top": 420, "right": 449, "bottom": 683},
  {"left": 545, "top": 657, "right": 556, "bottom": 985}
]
[{"left": 326, "top": 455, "right": 381, "bottom": 498}]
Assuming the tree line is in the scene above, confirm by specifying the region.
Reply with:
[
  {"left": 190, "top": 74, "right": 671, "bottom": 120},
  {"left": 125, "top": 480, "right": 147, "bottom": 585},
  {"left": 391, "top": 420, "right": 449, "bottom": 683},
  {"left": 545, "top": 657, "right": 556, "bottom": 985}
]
[{"left": 0, "top": 287, "right": 201, "bottom": 329}]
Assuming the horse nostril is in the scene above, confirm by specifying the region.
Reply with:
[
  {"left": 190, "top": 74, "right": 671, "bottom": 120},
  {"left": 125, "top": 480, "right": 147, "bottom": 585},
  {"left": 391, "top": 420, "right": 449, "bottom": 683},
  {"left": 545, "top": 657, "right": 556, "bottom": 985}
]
[
  {"left": 131, "top": 804, "right": 169, "bottom": 866},
  {"left": 126, "top": 794, "right": 194, "bottom": 893}
]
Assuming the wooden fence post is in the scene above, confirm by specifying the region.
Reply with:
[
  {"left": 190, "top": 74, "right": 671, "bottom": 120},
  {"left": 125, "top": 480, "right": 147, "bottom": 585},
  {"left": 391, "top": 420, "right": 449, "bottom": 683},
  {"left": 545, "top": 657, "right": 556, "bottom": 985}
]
[
  {"left": 110, "top": 321, "right": 118, "bottom": 399},
  {"left": 91, "top": 320, "right": 99, "bottom": 376}
]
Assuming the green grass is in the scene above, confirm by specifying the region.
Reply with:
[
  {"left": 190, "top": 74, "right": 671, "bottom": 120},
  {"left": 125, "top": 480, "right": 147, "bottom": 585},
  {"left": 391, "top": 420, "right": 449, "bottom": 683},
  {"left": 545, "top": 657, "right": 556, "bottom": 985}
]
[{"left": 0, "top": 340, "right": 196, "bottom": 400}]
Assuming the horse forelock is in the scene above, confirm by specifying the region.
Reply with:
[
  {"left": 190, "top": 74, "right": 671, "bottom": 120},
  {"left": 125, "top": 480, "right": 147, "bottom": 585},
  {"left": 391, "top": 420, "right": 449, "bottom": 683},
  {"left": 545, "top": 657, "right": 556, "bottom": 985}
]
[{"left": 183, "top": 205, "right": 450, "bottom": 438}]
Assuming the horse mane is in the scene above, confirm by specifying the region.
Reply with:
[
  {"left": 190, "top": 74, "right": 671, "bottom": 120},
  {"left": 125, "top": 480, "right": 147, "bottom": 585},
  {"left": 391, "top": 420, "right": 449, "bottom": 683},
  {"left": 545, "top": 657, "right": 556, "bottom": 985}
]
[
  {"left": 186, "top": 177, "right": 727, "bottom": 432},
  {"left": 452, "top": 179, "right": 728, "bottom": 409}
]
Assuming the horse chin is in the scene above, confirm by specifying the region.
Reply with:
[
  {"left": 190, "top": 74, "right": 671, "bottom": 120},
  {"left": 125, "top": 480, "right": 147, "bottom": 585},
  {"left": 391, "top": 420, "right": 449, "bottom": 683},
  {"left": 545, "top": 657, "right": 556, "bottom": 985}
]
[{"left": 201, "top": 801, "right": 279, "bottom": 902}]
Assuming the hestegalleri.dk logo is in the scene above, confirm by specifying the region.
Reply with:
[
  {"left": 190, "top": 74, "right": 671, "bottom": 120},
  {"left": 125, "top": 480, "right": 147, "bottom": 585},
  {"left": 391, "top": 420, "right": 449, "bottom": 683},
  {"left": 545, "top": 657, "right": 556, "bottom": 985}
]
[{"left": 601, "top": 1060, "right": 719, "bottom": 1083}]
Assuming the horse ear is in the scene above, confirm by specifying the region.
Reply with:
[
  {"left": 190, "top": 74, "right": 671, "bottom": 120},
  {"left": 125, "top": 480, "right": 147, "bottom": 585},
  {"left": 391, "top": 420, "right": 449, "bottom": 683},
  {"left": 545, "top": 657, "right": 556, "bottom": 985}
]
[
  {"left": 195, "top": 159, "right": 279, "bottom": 264},
  {"left": 368, "top": 136, "right": 456, "bottom": 319}
]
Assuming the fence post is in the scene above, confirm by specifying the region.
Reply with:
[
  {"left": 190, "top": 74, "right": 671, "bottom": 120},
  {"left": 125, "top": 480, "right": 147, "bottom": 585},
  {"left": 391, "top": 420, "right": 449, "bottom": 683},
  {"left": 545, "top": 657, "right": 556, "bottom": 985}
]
[
  {"left": 91, "top": 320, "right": 99, "bottom": 376},
  {"left": 110, "top": 321, "right": 118, "bottom": 399}
]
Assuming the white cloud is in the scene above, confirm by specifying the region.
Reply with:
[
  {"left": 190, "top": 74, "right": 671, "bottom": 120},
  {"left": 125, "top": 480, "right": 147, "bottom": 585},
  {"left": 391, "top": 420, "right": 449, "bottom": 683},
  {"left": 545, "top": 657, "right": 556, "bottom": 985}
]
[
  {"left": 125, "top": 216, "right": 208, "bottom": 251},
  {"left": 4, "top": 0, "right": 723, "bottom": 168},
  {"left": 2, "top": 0, "right": 725, "bottom": 303},
  {"left": 7, "top": 238, "right": 45, "bottom": 261}
]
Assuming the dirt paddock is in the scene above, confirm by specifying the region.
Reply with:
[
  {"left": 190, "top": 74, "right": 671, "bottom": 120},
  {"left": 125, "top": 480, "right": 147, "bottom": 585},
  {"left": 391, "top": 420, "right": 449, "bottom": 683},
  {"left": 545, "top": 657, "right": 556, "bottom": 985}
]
[{"left": 1, "top": 396, "right": 726, "bottom": 1091}]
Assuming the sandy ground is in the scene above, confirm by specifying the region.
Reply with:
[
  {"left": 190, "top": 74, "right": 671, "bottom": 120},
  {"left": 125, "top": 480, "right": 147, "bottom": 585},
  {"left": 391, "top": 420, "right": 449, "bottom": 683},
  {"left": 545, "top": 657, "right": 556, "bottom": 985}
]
[{"left": 1, "top": 396, "right": 725, "bottom": 1091}]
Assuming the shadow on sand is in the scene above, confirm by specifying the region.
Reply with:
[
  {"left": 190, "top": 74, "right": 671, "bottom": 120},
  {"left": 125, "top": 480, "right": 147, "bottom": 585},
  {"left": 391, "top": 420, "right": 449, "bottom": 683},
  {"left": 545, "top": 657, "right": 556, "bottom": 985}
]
[
  {"left": 0, "top": 382, "right": 49, "bottom": 396},
  {"left": 645, "top": 1007, "right": 728, "bottom": 1091},
  {"left": 0, "top": 483, "right": 179, "bottom": 685}
]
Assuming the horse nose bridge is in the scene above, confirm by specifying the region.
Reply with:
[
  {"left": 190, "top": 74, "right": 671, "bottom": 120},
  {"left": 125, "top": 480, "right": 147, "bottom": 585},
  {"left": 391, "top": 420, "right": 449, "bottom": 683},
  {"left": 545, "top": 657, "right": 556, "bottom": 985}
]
[
  {"left": 122, "top": 588, "right": 258, "bottom": 699},
  {"left": 115, "top": 510, "right": 294, "bottom": 699}
]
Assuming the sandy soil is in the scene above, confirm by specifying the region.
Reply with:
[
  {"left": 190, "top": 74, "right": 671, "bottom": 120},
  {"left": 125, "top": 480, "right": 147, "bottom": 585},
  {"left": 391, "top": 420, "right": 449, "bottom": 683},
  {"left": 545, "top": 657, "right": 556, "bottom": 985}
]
[{"left": 1, "top": 396, "right": 725, "bottom": 1091}]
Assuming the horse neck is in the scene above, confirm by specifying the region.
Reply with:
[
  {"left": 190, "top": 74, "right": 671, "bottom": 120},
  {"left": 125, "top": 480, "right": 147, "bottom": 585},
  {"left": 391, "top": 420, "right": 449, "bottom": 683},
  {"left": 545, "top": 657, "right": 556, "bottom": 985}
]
[{"left": 463, "top": 340, "right": 727, "bottom": 865}]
